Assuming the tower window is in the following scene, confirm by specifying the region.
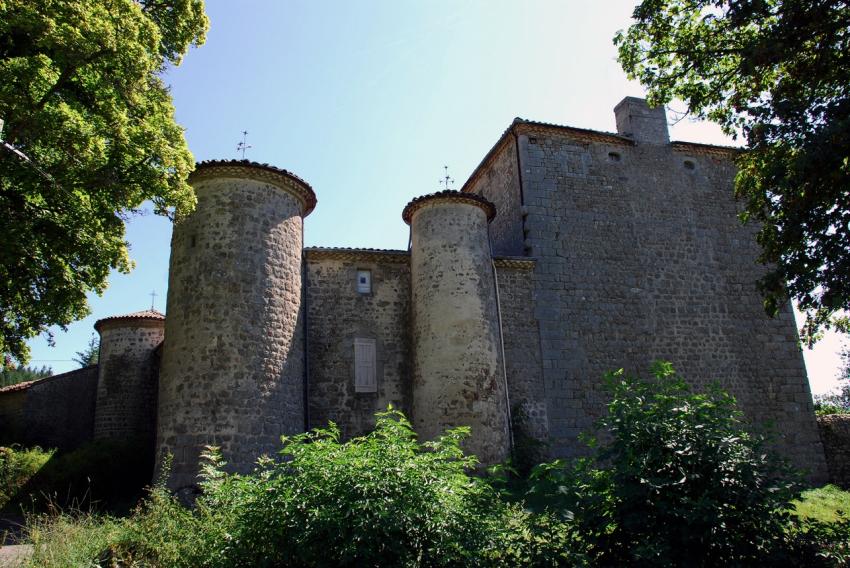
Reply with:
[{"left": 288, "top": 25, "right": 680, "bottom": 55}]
[
  {"left": 684, "top": 160, "right": 696, "bottom": 170},
  {"left": 356, "top": 270, "right": 371, "bottom": 293}
]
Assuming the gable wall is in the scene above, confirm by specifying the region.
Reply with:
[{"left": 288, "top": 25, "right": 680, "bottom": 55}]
[{"left": 511, "top": 129, "right": 826, "bottom": 480}]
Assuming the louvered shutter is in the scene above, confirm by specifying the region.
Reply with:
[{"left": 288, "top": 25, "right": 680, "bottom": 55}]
[{"left": 354, "top": 338, "right": 377, "bottom": 393}]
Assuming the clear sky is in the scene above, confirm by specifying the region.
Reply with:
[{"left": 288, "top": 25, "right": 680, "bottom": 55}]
[{"left": 25, "top": 0, "right": 846, "bottom": 394}]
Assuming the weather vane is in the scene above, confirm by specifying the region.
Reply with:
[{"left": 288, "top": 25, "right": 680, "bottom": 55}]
[
  {"left": 440, "top": 165, "right": 454, "bottom": 190},
  {"left": 237, "top": 130, "right": 252, "bottom": 159},
  {"left": 149, "top": 290, "right": 158, "bottom": 311}
]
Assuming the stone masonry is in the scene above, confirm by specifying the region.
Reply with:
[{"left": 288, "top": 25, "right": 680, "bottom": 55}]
[{"left": 0, "top": 97, "right": 833, "bottom": 488}]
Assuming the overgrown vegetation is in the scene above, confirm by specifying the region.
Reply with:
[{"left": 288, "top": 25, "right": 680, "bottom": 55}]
[
  {"left": 0, "top": 445, "right": 53, "bottom": 510},
  {"left": 796, "top": 486, "right": 850, "bottom": 524},
  {"left": 13, "top": 365, "right": 850, "bottom": 566},
  {"left": 2, "top": 439, "right": 154, "bottom": 517}
]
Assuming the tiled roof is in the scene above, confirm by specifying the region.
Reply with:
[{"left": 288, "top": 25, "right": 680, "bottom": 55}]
[
  {"left": 305, "top": 247, "right": 410, "bottom": 263},
  {"left": 0, "top": 379, "right": 38, "bottom": 394},
  {"left": 191, "top": 159, "right": 317, "bottom": 216},
  {"left": 94, "top": 309, "right": 165, "bottom": 331},
  {"left": 402, "top": 190, "right": 497, "bottom": 225}
]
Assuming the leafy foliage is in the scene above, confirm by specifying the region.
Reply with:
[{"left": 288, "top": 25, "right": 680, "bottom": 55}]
[
  {"left": 615, "top": 0, "right": 850, "bottom": 344},
  {"left": 4, "top": 438, "right": 155, "bottom": 516},
  {"left": 0, "top": 0, "right": 208, "bottom": 364},
  {"left": 12, "top": 380, "right": 850, "bottom": 566},
  {"left": 54, "top": 409, "right": 581, "bottom": 567},
  {"left": 72, "top": 333, "right": 99, "bottom": 368},
  {"left": 0, "top": 362, "right": 51, "bottom": 388},
  {"left": 525, "top": 362, "right": 804, "bottom": 566},
  {"left": 0, "top": 445, "right": 53, "bottom": 510}
]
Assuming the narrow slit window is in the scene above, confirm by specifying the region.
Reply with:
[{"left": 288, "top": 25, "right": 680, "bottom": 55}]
[
  {"left": 356, "top": 270, "right": 371, "bottom": 293},
  {"left": 354, "top": 338, "right": 377, "bottom": 393}
]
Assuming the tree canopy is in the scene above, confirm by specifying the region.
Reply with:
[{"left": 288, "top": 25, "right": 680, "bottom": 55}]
[
  {"left": 615, "top": 0, "right": 850, "bottom": 344},
  {"left": 0, "top": 0, "right": 208, "bottom": 364}
]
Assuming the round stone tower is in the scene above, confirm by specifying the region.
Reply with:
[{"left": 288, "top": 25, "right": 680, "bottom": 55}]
[
  {"left": 403, "top": 190, "right": 510, "bottom": 465},
  {"left": 93, "top": 310, "right": 165, "bottom": 445},
  {"left": 156, "top": 160, "right": 316, "bottom": 490}
]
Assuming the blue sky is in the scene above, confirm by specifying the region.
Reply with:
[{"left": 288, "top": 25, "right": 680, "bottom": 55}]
[{"left": 25, "top": 0, "right": 846, "bottom": 393}]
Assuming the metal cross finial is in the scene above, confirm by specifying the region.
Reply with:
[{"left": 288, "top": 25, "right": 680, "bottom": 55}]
[
  {"left": 440, "top": 165, "right": 454, "bottom": 190},
  {"left": 149, "top": 290, "right": 158, "bottom": 311},
  {"left": 237, "top": 130, "right": 252, "bottom": 160}
]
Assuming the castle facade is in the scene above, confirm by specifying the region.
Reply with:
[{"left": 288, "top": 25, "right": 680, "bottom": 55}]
[{"left": 0, "top": 98, "right": 829, "bottom": 488}]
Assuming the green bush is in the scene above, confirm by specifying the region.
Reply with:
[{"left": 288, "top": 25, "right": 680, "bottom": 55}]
[
  {"left": 525, "top": 362, "right": 804, "bottom": 566},
  {"left": 6, "top": 438, "right": 153, "bottom": 515},
  {"left": 92, "top": 408, "right": 582, "bottom": 567},
  {"left": 0, "top": 445, "right": 53, "bottom": 510}
]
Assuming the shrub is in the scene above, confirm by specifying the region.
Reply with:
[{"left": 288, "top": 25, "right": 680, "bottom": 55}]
[
  {"left": 6, "top": 438, "right": 153, "bottom": 515},
  {"left": 92, "top": 408, "right": 583, "bottom": 567},
  {"left": 0, "top": 445, "right": 53, "bottom": 510},
  {"left": 526, "top": 362, "right": 803, "bottom": 566}
]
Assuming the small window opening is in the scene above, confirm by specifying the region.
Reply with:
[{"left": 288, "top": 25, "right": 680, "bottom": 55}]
[
  {"left": 684, "top": 160, "right": 696, "bottom": 170},
  {"left": 608, "top": 152, "right": 621, "bottom": 162},
  {"left": 356, "top": 270, "right": 371, "bottom": 293},
  {"left": 529, "top": 136, "right": 538, "bottom": 144},
  {"left": 189, "top": 235, "right": 197, "bottom": 248}
]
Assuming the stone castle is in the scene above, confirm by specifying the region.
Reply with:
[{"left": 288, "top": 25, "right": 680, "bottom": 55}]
[{"left": 0, "top": 97, "right": 831, "bottom": 488}]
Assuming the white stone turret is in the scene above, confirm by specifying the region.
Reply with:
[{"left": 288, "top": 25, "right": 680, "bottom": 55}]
[{"left": 403, "top": 190, "right": 510, "bottom": 465}]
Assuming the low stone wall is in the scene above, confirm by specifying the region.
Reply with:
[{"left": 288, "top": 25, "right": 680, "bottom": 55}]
[{"left": 818, "top": 415, "right": 850, "bottom": 488}]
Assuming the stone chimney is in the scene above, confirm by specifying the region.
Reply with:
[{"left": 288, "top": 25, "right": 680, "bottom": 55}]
[{"left": 614, "top": 97, "right": 670, "bottom": 144}]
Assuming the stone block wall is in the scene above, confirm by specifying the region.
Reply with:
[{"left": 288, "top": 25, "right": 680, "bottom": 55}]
[
  {"left": 494, "top": 258, "right": 548, "bottom": 443},
  {"left": 0, "top": 367, "right": 98, "bottom": 451},
  {"left": 464, "top": 112, "right": 827, "bottom": 481},
  {"left": 156, "top": 163, "right": 313, "bottom": 489},
  {"left": 305, "top": 249, "right": 412, "bottom": 438},
  {"left": 0, "top": 388, "right": 27, "bottom": 446},
  {"left": 818, "top": 415, "right": 850, "bottom": 488},
  {"left": 94, "top": 320, "right": 164, "bottom": 443},
  {"left": 516, "top": 127, "right": 826, "bottom": 480},
  {"left": 466, "top": 135, "right": 525, "bottom": 256}
]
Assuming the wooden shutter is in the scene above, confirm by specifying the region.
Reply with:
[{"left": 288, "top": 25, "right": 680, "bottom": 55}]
[{"left": 354, "top": 338, "right": 377, "bottom": 393}]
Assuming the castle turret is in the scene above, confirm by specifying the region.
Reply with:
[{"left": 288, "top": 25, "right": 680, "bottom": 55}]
[
  {"left": 403, "top": 191, "right": 510, "bottom": 465},
  {"left": 93, "top": 310, "right": 165, "bottom": 446},
  {"left": 155, "top": 160, "right": 316, "bottom": 490}
]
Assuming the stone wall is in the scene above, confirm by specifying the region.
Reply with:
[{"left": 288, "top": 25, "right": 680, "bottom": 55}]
[
  {"left": 0, "top": 367, "right": 98, "bottom": 451},
  {"left": 156, "top": 162, "right": 314, "bottom": 489},
  {"left": 25, "top": 367, "right": 98, "bottom": 451},
  {"left": 494, "top": 258, "right": 548, "bottom": 444},
  {"left": 818, "top": 415, "right": 850, "bottom": 488},
  {"left": 94, "top": 319, "right": 164, "bottom": 443},
  {"left": 305, "top": 249, "right": 412, "bottom": 438},
  {"left": 464, "top": 105, "right": 827, "bottom": 481},
  {"left": 407, "top": 194, "right": 510, "bottom": 465},
  {"left": 514, "top": 124, "right": 826, "bottom": 480},
  {"left": 0, "top": 388, "right": 27, "bottom": 446},
  {"left": 465, "top": 136, "right": 526, "bottom": 257}
]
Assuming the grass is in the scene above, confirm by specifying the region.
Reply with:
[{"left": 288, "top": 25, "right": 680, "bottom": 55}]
[
  {"left": 22, "top": 512, "right": 127, "bottom": 568},
  {"left": 795, "top": 485, "right": 850, "bottom": 524}
]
